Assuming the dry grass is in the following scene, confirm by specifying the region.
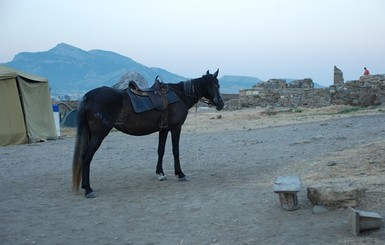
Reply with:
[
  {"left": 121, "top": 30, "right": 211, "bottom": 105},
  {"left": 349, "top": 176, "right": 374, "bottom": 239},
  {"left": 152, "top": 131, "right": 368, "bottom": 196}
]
[
  {"left": 276, "top": 140, "right": 385, "bottom": 209},
  {"left": 183, "top": 104, "right": 385, "bottom": 133}
]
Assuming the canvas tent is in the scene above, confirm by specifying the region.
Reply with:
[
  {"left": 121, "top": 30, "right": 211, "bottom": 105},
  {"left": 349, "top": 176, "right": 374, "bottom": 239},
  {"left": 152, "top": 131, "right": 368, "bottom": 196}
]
[{"left": 0, "top": 65, "right": 57, "bottom": 146}]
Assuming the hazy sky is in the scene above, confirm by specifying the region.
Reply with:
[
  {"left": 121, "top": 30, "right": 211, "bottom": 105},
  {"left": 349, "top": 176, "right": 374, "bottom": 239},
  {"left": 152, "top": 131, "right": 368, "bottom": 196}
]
[{"left": 1, "top": 0, "right": 384, "bottom": 86}]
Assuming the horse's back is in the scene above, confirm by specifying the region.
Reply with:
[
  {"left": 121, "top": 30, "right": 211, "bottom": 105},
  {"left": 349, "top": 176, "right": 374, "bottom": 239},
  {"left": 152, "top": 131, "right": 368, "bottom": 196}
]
[
  {"left": 82, "top": 87, "right": 124, "bottom": 124},
  {"left": 84, "top": 86, "right": 123, "bottom": 106},
  {"left": 85, "top": 86, "right": 122, "bottom": 97}
]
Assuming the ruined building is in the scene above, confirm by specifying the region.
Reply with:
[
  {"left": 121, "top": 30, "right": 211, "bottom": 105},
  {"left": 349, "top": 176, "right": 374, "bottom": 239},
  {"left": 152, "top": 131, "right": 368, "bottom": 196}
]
[{"left": 239, "top": 67, "right": 385, "bottom": 108}]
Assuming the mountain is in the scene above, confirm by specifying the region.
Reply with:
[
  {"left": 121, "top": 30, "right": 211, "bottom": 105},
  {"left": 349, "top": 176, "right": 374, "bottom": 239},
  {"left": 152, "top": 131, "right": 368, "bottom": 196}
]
[
  {"left": 3, "top": 43, "right": 187, "bottom": 96},
  {"left": 219, "top": 75, "right": 262, "bottom": 94},
  {"left": 2, "top": 43, "right": 270, "bottom": 96}
]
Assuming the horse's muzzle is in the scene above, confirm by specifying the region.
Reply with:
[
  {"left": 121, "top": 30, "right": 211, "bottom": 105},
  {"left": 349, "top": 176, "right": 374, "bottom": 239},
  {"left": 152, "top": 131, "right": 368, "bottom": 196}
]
[{"left": 213, "top": 97, "right": 224, "bottom": 111}]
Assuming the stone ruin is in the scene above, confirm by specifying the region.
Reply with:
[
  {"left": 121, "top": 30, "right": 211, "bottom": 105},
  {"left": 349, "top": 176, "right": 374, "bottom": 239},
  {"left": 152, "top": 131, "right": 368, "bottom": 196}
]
[
  {"left": 239, "top": 78, "right": 331, "bottom": 108},
  {"left": 333, "top": 65, "right": 344, "bottom": 85},
  {"left": 330, "top": 74, "right": 385, "bottom": 107},
  {"left": 239, "top": 67, "right": 385, "bottom": 108}
]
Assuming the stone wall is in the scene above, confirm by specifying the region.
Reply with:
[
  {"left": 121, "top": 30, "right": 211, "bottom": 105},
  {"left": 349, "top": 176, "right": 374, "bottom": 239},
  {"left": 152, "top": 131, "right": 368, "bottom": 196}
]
[
  {"left": 239, "top": 74, "right": 385, "bottom": 108},
  {"left": 330, "top": 74, "right": 385, "bottom": 106}
]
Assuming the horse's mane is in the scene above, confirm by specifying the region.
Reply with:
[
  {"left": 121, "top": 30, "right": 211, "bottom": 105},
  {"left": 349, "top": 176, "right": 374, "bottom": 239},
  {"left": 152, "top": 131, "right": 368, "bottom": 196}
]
[{"left": 181, "top": 76, "right": 208, "bottom": 98}]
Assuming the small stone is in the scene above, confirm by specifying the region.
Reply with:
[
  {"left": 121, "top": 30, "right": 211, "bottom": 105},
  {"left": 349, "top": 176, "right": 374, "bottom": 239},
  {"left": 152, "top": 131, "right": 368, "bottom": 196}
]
[{"left": 327, "top": 161, "right": 337, "bottom": 166}]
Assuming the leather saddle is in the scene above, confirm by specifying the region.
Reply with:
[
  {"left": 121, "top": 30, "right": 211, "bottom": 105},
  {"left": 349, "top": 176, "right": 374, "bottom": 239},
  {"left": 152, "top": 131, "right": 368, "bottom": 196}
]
[
  {"left": 129, "top": 77, "right": 162, "bottom": 96},
  {"left": 128, "top": 77, "right": 168, "bottom": 111},
  {"left": 126, "top": 77, "right": 179, "bottom": 128}
]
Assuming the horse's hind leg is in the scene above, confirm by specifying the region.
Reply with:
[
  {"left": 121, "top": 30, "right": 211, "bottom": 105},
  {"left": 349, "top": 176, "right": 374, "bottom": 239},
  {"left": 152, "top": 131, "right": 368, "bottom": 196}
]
[{"left": 81, "top": 134, "right": 108, "bottom": 198}]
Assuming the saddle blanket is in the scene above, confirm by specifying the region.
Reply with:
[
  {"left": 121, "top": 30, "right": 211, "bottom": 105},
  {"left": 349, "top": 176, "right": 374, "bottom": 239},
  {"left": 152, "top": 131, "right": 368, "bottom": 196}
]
[{"left": 126, "top": 89, "right": 179, "bottom": 113}]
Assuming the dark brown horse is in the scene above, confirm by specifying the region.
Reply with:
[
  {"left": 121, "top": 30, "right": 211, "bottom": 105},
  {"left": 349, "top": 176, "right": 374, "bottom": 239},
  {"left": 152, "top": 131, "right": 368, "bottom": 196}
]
[{"left": 72, "top": 70, "right": 224, "bottom": 197}]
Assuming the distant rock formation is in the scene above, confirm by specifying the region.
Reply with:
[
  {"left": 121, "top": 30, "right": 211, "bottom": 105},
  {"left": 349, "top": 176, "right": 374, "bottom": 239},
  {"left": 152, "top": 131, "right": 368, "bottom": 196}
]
[{"left": 112, "top": 72, "right": 149, "bottom": 89}]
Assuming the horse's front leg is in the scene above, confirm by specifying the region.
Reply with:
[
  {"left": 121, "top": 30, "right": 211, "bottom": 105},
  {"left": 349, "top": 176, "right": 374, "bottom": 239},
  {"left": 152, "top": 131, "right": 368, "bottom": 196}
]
[
  {"left": 156, "top": 129, "right": 168, "bottom": 181},
  {"left": 171, "top": 127, "right": 186, "bottom": 181}
]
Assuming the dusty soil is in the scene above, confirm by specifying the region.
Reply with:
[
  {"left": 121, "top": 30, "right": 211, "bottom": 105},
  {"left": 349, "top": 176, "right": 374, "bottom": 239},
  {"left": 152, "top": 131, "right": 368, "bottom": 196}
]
[{"left": 1, "top": 105, "right": 384, "bottom": 245}]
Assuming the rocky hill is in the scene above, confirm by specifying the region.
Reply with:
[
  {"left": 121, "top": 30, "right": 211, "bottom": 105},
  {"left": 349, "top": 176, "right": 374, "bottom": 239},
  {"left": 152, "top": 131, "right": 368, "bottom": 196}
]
[
  {"left": 3, "top": 43, "right": 263, "bottom": 96},
  {"left": 3, "top": 43, "right": 187, "bottom": 96}
]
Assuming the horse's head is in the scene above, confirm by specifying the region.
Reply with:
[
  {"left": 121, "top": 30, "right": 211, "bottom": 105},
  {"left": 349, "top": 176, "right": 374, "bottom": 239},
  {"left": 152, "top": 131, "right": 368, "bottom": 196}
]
[{"left": 201, "top": 69, "right": 224, "bottom": 110}]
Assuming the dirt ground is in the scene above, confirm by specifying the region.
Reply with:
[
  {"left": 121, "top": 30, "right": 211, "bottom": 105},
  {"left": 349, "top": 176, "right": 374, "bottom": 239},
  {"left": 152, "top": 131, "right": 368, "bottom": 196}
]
[{"left": 1, "top": 105, "right": 384, "bottom": 245}]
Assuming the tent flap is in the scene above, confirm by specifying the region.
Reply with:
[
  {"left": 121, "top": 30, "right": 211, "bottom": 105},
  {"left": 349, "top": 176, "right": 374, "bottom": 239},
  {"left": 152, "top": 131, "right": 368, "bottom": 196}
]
[{"left": 18, "top": 77, "right": 57, "bottom": 141}]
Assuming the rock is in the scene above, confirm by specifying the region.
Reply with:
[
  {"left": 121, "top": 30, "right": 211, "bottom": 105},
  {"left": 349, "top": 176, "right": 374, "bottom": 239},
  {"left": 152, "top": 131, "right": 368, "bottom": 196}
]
[
  {"left": 326, "top": 161, "right": 337, "bottom": 166},
  {"left": 112, "top": 72, "right": 149, "bottom": 89},
  {"left": 307, "top": 182, "right": 366, "bottom": 209}
]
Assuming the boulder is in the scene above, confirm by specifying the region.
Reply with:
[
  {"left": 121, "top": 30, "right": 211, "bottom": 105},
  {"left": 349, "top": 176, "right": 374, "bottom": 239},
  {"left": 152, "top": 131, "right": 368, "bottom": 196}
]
[
  {"left": 113, "top": 72, "right": 148, "bottom": 89},
  {"left": 307, "top": 181, "right": 366, "bottom": 209}
]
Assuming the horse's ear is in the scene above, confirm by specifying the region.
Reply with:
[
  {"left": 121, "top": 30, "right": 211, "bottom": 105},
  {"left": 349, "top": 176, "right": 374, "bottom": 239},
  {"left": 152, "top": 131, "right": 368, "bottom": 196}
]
[
  {"left": 213, "top": 69, "right": 219, "bottom": 78},
  {"left": 206, "top": 70, "right": 210, "bottom": 75}
]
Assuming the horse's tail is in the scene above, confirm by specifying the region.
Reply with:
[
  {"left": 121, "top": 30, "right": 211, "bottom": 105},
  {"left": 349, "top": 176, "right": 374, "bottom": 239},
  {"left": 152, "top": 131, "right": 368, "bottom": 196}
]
[{"left": 72, "top": 96, "right": 89, "bottom": 192}]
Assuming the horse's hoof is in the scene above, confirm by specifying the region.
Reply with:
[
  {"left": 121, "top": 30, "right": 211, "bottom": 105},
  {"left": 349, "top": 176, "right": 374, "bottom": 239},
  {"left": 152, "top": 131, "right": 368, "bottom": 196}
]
[
  {"left": 85, "top": 192, "right": 96, "bottom": 198},
  {"left": 158, "top": 174, "right": 168, "bottom": 181},
  {"left": 178, "top": 176, "right": 187, "bottom": 181}
]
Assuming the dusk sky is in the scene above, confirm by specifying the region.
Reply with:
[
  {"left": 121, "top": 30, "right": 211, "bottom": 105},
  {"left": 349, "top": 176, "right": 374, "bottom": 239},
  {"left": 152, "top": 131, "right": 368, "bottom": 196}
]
[{"left": 1, "top": 0, "right": 384, "bottom": 86}]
